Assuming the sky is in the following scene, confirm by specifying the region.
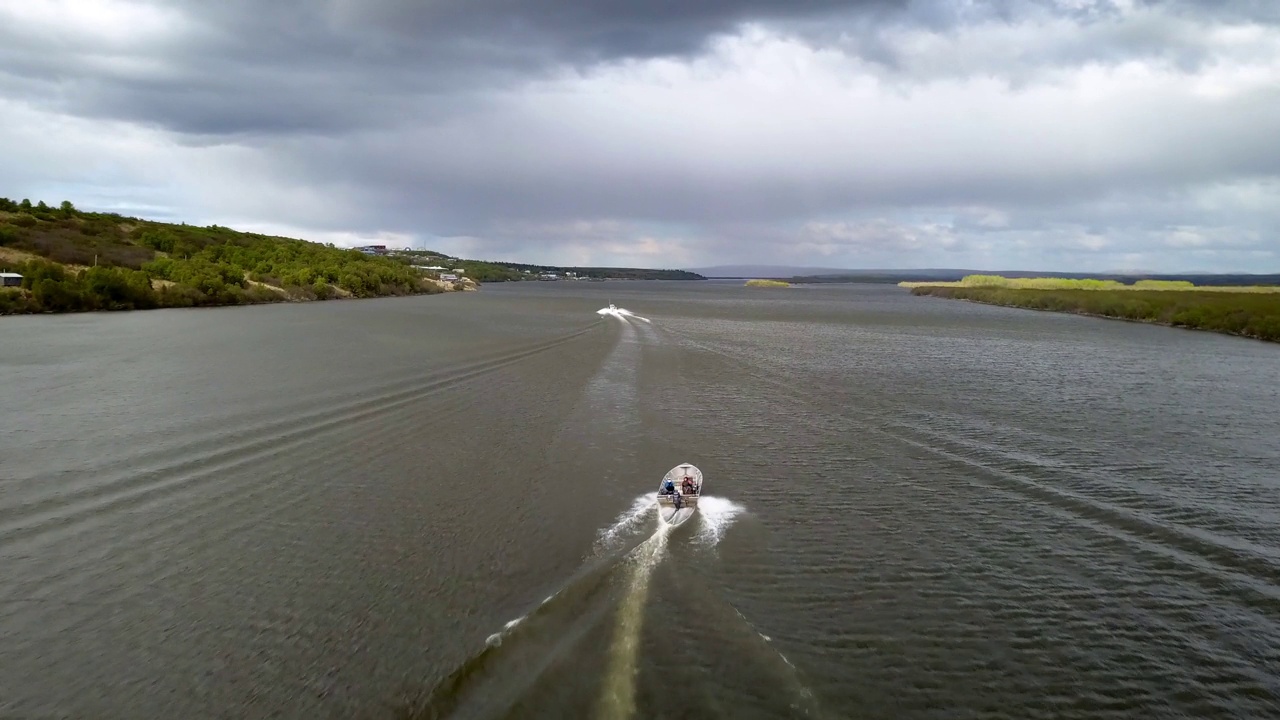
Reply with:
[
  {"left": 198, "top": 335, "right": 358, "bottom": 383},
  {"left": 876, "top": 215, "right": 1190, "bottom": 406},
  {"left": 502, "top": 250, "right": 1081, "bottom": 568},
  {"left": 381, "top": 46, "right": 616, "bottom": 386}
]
[{"left": 1, "top": 0, "right": 1278, "bottom": 273}]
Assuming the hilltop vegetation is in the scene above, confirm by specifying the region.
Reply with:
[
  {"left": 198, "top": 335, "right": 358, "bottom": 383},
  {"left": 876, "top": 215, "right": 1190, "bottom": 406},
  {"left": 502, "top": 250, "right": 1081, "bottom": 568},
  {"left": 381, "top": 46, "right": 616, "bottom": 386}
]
[
  {"left": 906, "top": 275, "right": 1280, "bottom": 343},
  {"left": 0, "top": 197, "right": 461, "bottom": 314}
]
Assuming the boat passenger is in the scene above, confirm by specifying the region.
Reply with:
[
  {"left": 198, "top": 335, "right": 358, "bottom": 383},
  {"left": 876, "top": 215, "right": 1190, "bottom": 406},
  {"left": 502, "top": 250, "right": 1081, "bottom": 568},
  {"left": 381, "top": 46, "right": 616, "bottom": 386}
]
[{"left": 662, "top": 479, "right": 675, "bottom": 495}]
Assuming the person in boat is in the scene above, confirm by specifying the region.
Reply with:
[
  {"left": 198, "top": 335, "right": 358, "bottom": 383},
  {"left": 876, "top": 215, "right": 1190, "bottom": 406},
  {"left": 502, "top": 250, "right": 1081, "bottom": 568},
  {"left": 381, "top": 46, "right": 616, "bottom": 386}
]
[
  {"left": 662, "top": 479, "right": 676, "bottom": 495},
  {"left": 681, "top": 477, "right": 695, "bottom": 495}
]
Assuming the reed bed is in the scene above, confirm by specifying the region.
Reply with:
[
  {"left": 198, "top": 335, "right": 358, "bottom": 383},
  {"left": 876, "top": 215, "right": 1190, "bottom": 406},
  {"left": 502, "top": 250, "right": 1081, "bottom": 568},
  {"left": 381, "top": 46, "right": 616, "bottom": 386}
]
[{"left": 910, "top": 285, "right": 1280, "bottom": 342}]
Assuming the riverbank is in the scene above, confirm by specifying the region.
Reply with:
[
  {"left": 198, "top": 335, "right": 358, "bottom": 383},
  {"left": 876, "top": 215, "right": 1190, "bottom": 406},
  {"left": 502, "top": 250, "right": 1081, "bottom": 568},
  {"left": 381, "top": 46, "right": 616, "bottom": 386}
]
[
  {"left": 910, "top": 284, "right": 1280, "bottom": 343},
  {"left": 900, "top": 274, "right": 1280, "bottom": 293},
  {"left": 0, "top": 198, "right": 476, "bottom": 315}
]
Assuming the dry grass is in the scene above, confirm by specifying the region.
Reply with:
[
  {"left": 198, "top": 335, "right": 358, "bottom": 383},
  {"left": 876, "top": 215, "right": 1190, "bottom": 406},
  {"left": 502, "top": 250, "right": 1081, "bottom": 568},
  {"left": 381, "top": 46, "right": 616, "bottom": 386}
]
[
  {"left": 0, "top": 246, "right": 41, "bottom": 268},
  {"left": 899, "top": 274, "right": 1280, "bottom": 293},
  {"left": 242, "top": 272, "right": 290, "bottom": 297},
  {"left": 912, "top": 285, "right": 1280, "bottom": 342}
]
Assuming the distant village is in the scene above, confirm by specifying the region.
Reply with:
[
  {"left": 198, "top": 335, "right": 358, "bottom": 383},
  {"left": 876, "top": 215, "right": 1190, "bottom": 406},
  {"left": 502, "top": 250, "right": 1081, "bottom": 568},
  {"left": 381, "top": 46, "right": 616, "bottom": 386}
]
[{"left": 354, "top": 244, "right": 606, "bottom": 281}]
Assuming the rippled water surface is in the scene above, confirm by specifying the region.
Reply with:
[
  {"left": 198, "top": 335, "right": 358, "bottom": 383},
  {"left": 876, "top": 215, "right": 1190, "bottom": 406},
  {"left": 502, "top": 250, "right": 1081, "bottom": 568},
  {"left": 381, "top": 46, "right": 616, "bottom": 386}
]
[{"left": 3, "top": 282, "right": 1280, "bottom": 719}]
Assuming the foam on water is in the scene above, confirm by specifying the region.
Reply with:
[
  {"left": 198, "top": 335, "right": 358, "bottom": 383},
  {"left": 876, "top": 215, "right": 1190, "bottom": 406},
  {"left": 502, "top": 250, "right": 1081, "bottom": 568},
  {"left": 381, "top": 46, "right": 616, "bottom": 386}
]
[
  {"left": 595, "top": 494, "right": 657, "bottom": 552},
  {"left": 485, "top": 589, "right": 563, "bottom": 647},
  {"left": 696, "top": 496, "right": 747, "bottom": 546}
]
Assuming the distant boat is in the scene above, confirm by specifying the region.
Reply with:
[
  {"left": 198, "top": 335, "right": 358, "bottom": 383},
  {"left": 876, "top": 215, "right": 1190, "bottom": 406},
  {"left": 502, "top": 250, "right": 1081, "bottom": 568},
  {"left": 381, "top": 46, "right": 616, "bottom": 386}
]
[
  {"left": 596, "top": 302, "right": 652, "bottom": 323},
  {"left": 656, "top": 463, "right": 702, "bottom": 526}
]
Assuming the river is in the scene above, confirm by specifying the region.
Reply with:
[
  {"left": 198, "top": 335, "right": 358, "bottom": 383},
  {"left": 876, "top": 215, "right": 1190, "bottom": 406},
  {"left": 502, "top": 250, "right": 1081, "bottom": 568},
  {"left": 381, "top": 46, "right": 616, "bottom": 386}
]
[{"left": 2, "top": 281, "right": 1279, "bottom": 719}]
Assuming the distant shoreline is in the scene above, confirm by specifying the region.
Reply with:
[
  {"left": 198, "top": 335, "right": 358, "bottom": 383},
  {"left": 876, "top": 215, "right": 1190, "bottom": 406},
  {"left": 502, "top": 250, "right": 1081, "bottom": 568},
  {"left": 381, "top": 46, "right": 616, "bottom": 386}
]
[
  {"left": 691, "top": 268, "right": 1280, "bottom": 287},
  {"left": 0, "top": 196, "right": 694, "bottom": 315}
]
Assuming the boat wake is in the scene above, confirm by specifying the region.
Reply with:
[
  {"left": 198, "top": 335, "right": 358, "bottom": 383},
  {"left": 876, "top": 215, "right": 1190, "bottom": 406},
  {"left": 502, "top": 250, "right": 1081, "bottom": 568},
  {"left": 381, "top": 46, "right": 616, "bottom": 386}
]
[
  {"left": 594, "top": 494, "right": 659, "bottom": 554},
  {"left": 596, "top": 304, "right": 651, "bottom": 323},
  {"left": 400, "top": 494, "right": 756, "bottom": 719},
  {"left": 694, "top": 496, "right": 747, "bottom": 547},
  {"left": 596, "top": 493, "right": 747, "bottom": 551},
  {"left": 596, "top": 524, "right": 671, "bottom": 720}
]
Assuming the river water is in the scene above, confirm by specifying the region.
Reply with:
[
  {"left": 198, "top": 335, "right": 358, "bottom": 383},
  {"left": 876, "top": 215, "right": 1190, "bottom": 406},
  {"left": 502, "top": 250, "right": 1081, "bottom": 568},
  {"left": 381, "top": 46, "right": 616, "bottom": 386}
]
[{"left": 2, "top": 282, "right": 1279, "bottom": 719}]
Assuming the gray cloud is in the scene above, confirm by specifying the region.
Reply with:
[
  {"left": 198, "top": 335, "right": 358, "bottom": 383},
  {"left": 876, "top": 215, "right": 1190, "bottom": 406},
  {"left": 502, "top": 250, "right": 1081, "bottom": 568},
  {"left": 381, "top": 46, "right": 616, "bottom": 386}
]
[
  {"left": 1, "top": 0, "right": 1278, "bottom": 272},
  {"left": 8, "top": 0, "right": 1259, "bottom": 137},
  {"left": 2, "top": 0, "right": 906, "bottom": 136}
]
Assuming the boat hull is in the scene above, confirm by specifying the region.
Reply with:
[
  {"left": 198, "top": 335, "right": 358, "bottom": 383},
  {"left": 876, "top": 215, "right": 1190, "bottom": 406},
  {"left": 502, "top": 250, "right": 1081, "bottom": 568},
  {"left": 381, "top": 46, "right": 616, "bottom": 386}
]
[
  {"left": 656, "top": 463, "right": 703, "bottom": 527},
  {"left": 658, "top": 505, "right": 697, "bottom": 526}
]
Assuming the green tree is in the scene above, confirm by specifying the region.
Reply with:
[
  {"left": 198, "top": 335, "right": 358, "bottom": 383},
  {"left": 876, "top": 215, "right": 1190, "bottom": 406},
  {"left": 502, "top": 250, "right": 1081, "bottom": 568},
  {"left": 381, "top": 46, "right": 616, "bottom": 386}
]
[{"left": 138, "top": 229, "right": 178, "bottom": 253}]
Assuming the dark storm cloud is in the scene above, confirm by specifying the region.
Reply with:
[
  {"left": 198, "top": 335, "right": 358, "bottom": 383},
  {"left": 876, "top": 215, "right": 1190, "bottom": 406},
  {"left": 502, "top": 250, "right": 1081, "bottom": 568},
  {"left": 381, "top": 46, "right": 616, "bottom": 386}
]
[
  {"left": 1, "top": 0, "right": 1271, "bottom": 137},
  {"left": 6, "top": 0, "right": 1251, "bottom": 137},
  {"left": 0, "top": 0, "right": 907, "bottom": 136}
]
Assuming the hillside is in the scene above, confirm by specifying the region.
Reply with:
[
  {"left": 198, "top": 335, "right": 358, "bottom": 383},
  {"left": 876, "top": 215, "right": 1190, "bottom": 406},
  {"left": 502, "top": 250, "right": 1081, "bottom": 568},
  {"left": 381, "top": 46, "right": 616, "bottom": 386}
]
[{"left": 0, "top": 197, "right": 472, "bottom": 314}]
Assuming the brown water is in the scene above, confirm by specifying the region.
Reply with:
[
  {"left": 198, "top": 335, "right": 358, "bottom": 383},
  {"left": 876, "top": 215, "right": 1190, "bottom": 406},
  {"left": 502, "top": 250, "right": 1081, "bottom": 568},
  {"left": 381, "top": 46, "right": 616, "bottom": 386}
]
[{"left": 2, "top": 282, "right": 1279, "bottom": 719}]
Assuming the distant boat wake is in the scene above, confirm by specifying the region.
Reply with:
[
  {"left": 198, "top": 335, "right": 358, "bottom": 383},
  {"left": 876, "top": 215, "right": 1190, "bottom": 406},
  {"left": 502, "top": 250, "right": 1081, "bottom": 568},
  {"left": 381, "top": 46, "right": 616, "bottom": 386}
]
[{"left": 597, "top": 303, "right": 651, "bottom": 323}]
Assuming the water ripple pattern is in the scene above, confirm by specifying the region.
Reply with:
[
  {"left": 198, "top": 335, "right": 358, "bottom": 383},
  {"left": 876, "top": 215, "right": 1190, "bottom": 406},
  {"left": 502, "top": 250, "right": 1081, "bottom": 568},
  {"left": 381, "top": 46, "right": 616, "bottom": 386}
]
[{"left": 3, "top": 282, "right": 1279, "bottom": 719}]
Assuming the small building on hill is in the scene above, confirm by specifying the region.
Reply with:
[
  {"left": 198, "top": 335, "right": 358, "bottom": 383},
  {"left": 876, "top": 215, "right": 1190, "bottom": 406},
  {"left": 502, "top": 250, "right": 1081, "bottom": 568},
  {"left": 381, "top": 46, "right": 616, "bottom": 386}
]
[{"left": 0, "top": 272, "right": 22, "bottom": 287}]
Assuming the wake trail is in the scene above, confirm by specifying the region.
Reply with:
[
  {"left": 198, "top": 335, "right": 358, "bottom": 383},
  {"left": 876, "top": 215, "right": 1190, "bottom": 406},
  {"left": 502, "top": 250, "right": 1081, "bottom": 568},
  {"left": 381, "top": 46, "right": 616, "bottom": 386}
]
[
  {"left": 667, "top": 559, "right": 830, "bottom": 720},
  {"left": 407, "top": 493, "right": 756, "bottom": 719},
  {"left": 593, "top": 493, "right": 747, "bottom": 719},
  {"left": 723, "top": 601, "right": 828, "bottom": 718},
  {"left": 595, "top": 523, "right": 671, "bottom": 720},
  {"left": 595, "top": 495, "right": 659, "bottom": 554},
  {"left": 406, "top": 498, "right": 663, "bottom": 719}
]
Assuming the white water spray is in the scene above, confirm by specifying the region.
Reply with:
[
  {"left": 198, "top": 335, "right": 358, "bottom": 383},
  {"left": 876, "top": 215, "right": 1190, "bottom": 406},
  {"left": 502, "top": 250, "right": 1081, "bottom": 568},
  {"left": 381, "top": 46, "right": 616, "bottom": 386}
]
[
  {"left": 595, "top": 523, "right": 670, "bottom": 720},
  {"left": 485, "top": 590, "right": 562, "bottom": 648},
  {"left": 597, "top": 304, "right": 651, "bottom": 323},
  {"left": 694, "top": 496, "right": 747, "bottom": 546},
  {"left": 594, "top": 494, "right": 657, "bottom": 553}
]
